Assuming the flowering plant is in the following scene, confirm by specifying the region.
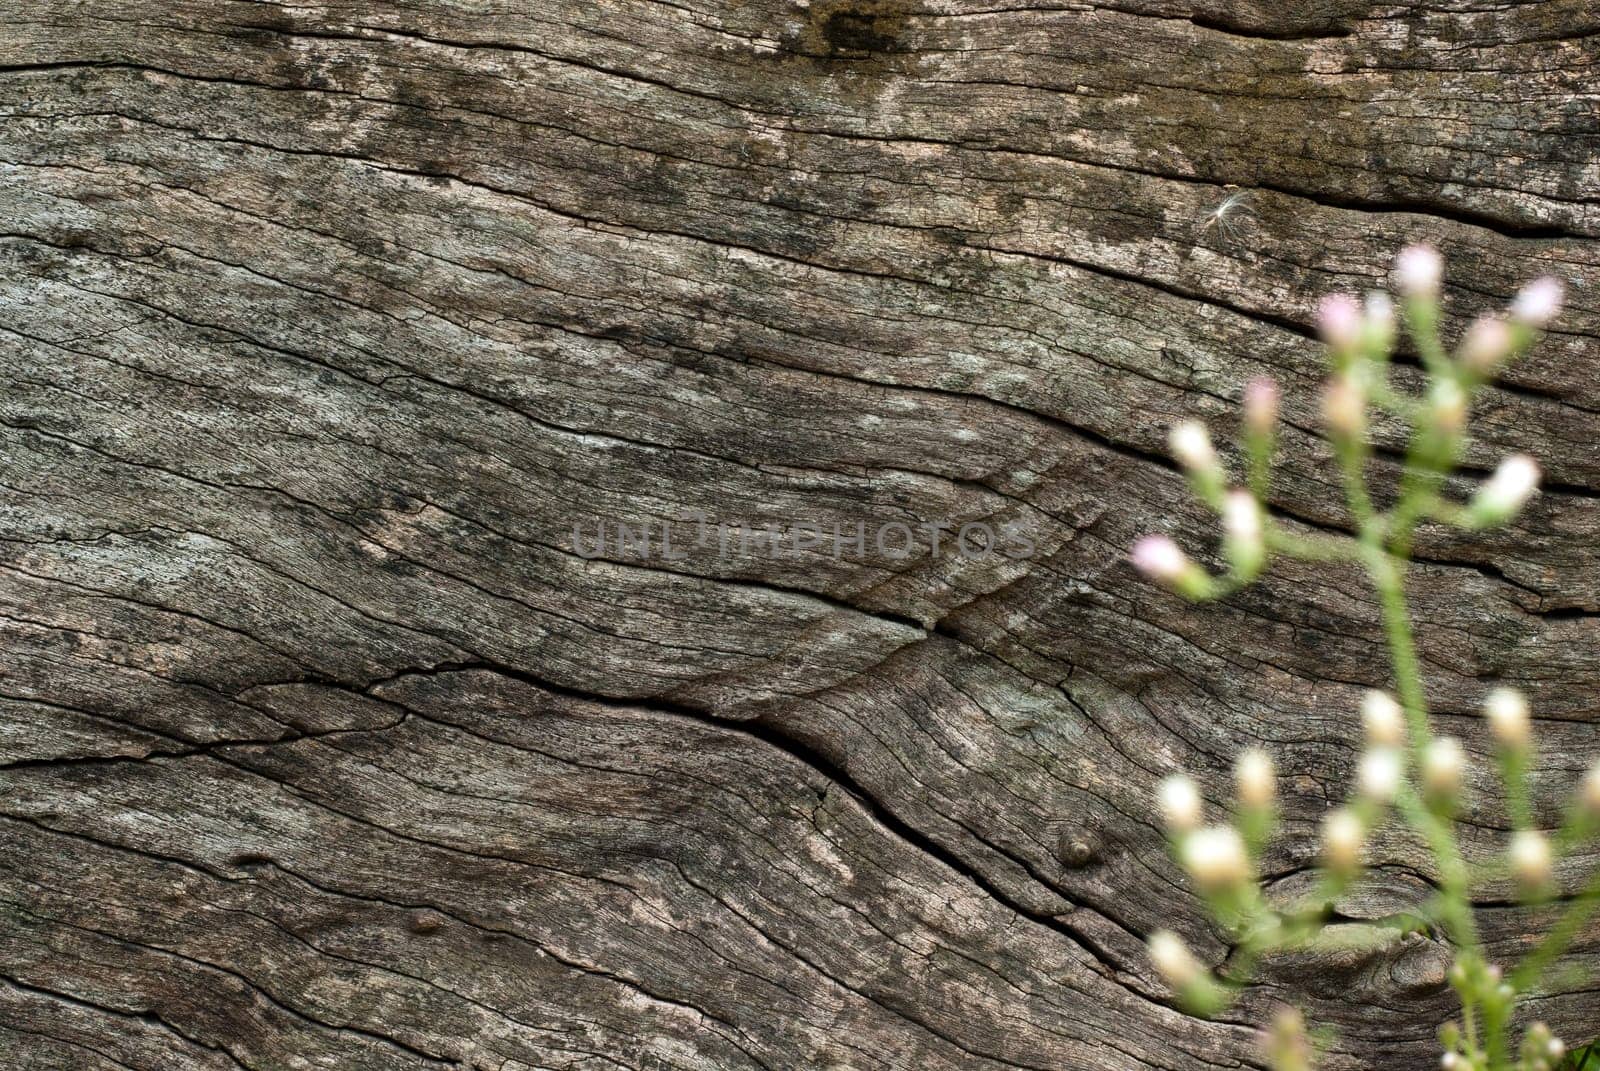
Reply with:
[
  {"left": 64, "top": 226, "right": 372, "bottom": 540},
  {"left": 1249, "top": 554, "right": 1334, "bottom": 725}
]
[{"left": 1131, "top": 246, "right": 1593, "bottom": 1070}]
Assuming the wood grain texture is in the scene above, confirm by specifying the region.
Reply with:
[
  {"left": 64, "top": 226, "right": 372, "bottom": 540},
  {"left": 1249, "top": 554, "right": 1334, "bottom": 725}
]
[{"left": 1, "top": 1, "right": 1598, "bottom": 1068}]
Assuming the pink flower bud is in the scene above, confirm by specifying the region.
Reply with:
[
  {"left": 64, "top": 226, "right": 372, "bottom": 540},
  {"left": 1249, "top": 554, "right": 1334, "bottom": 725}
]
[
  {"left": 1321, "top": 375, "right": 1366, "bottom": 437},
  {"left": 1317, "top": 293, "right": 1362, "bottom": 352},
  {"left": 1243, "top": 377, "right": 1279, "bottom": 436},
  {"left": 1394, "top": 244, "right": 1443, "bottom": 297},
  {"left": 1131, "top": 535, "right": 1188, "bottom": 583},
  {"left": 1132, "top": 535, "right": 1214, "bottom": 600},
  {"left": 1458, "top": 316, "right": 1513, "bottom": 374},
  {"left": 1511, "top": 276, "right": 1564, "bottom": 328}
]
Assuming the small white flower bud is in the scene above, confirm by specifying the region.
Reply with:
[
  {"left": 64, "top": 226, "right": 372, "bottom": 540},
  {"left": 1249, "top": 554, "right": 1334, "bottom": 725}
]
[
  {"left": 1547, "top": 1037, "right": 1566, "bottom": 1060},
  {"left": 1322, "top": 808, "right": 1364, "bottom": 873},
  {"left": 1358, "top": 747, "right": 1404, "bottom": 803},
  {"left": 1422, "top": 736, "right": 1466, "bottom": 799},
  {"left": 1511, "top": 276, "right": 1564, "bottom": 329},
  {"left": 1147, "top": 929, "right": 1203, "bottom": 990},
  {"left": 1181, "top": 826, "right": 1251, "bottom": 891},
  {"left": 1244, "top": 377, "right": 1279, "bottom": 437},
  {"left": 1428, "top": 378, "right": 1468, "bottom": 435},
  {"left": 1322, "top": 374, "right": 1366, "bottom": 437},
  {"left": 1361, "top": 690, "right": 1407, "bottom": 748},
  {"left": 1469, "top": 454, "right": 1540, "bottom": 526},
  {"left": 1459, "top": 316, "right": 1513, "bottom": 375},
  {"left": 1511, "top": 830, "right": 1552, "bottom": 888},
  {"left": 1169, "top": 420, "right": 1217, "bottom": 473},
  {"left": 1158, "top": 773, "right": 1203, "bottom": 832},
  {"left": 1222, "top": 490, "right": 1265, "bottom": 578},
  {"left": 1236, "top": 748, "right": 1275, "bottom": 808},
  {"left": 1363, "top": 291, "right": 1396, "bottom": 353},
  {"left": 1440, "top": 1053, "right": 1459, "bottom": 1070},
  {"left": 1318, "top": 293, "right": 1363, "bottom": 353},
  {"left": 1224, "top": 490, "right": 1262, "bottom": 543},
  {"left": 1395, "top": 244, "right": 1443, "bottom": 297},
  {"left": 1582, "top": 760, "right": 1600, "bottom": 812},
  {"left": 1265, "top": 1007, "right": 1312, "bottom": 1071},
  {"left": 1484, "top": 687, "right": 1531, "bottom": 749}
]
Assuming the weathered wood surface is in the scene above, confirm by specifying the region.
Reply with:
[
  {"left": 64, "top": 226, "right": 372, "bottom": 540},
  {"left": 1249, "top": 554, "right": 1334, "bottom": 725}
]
[{"left": 2, "top": 2, "right": 1599, "bottom": 1068}]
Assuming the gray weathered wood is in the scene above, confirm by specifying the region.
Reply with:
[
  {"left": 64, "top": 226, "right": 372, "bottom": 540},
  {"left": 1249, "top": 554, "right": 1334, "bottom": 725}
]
[{"left": 2, "top": 2, "right": 1598, "bottom": 1068}]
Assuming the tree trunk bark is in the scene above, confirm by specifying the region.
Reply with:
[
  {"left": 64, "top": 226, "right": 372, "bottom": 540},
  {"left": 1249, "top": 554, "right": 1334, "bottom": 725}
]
[{"left": 2, "top": 2, "right": 1598, "bottom": 1068}]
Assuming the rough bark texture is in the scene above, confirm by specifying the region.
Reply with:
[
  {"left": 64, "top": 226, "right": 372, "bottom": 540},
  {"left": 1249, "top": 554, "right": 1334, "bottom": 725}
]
[{"left": 2, "top": 2, "right": 1599, "bottom": 1068}]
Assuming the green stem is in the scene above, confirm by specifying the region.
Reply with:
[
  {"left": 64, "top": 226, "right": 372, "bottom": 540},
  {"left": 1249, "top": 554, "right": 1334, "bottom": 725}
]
[
  {"left": 1367, "top": 552, "right": 1431, "bottom": 754},
  {"left": 1335, "top": 436, "right": 1375, "bottom": 527},
  {"left": 1265, "top": 525, "right": 1362, "bottom": 563},
  {"left": 1366, "top": 543, "right": 1497, "bottom": 1063},
  {"left": 1371, "top": 557, "right": 1476, "bottom": 937},
  {"left": 1406, "top": 297, "right": 1450, "bottom": 379},
  {"left": 1501, "top": 747, "right": 1534, "bottom": 834}
]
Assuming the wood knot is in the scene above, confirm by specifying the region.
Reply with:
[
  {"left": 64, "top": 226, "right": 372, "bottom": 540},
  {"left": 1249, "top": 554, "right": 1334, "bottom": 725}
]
[
  {"left": 1388, "top": 933, "right": 1452, "bottom": 994},
  {"left": 408, "top": 911, "right": 445, "bottom": 934},
  {"left": 1057, "top": 831, "right": 1102, "bottom": 868}
]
